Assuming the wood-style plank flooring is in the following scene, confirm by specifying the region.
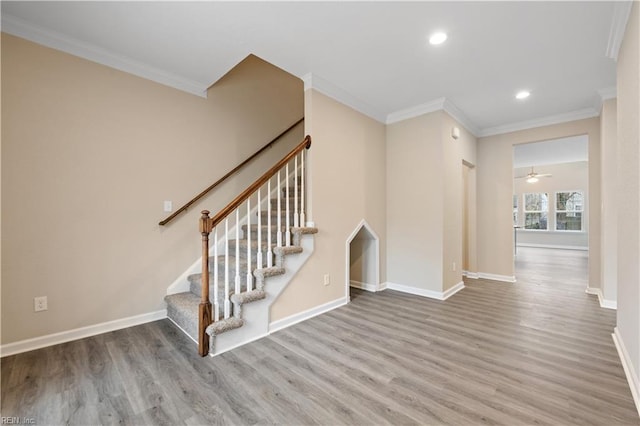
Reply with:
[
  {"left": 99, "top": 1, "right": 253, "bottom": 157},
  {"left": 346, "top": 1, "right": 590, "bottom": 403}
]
[{"left": 2, "top": 247, "right": 638, "bottom": 425}]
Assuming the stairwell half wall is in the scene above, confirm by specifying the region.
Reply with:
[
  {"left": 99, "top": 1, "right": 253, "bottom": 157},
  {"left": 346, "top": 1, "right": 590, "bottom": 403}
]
[{"left": 270, "top": 89, "right": 387, "bottom": 323}]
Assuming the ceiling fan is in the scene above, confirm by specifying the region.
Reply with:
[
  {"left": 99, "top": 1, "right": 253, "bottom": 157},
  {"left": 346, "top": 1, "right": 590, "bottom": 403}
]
[{"left": 515, "top": 167, "right": 552, "bottom": 183}]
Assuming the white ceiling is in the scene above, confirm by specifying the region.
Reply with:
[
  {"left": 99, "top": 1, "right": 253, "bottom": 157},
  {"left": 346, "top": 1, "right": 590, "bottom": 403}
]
[
  {"left": 513, "top": 135, "right": 589, "bottom": 169},
  {"left": 1, "top": 1, "right": 627, "bottom": 136}
]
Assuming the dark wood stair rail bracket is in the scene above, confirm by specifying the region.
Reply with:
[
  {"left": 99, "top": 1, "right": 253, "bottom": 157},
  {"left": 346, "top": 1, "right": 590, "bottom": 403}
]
[
  {"left": 159, "top": 117, "right": 304, "bottom": 226},
  {"left": 197, "top": 135, "right": 311, "bottom": 356}
]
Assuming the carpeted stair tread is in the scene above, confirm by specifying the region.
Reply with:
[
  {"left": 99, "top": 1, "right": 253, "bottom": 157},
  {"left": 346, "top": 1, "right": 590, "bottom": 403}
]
[
  {"left": 206, "top": 317, "right": 244, "bottom": 337},
  {"left": 274, "top": 245, "right": 304, "bottom": 256},
  {"left": 165, "top": 292, "right": 200, "bottom": 341},
  {"left": 231, "top": 289, "right": 266, "bottom": 305}
]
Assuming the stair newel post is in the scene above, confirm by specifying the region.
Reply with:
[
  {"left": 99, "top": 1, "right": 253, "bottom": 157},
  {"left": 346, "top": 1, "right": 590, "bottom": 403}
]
[
  {"left": 235, "top": 209, "right": 241, "bottom": 295},
  {"left": 198, "top": 210, "right": 213, "bottom": 357},
  {"left": 213, "top": 227, "right": 219, "bottom": 323},
  {"left": 224, "top": 218, "right": 230, "bottom": 319},
  {"left": 294, "top": 156, "right": 299, "bottom": 227},
  {"left": 267, "top": 178, "right": 274, "bottom": 267},
  {"left": 277, "top": 171, "right": 283, "bottom": 248},
  {"left": 257, "top": 188, "right": 263, "bottom": 269},
  {"left": 246, "top": 197, "right": 253, "bottom": 292},
  {"left": 300, "top": 149, "right": 306, "bottom": 227},
  {"left": 285, "top": 163, "right": 291, "bottom": 246}
]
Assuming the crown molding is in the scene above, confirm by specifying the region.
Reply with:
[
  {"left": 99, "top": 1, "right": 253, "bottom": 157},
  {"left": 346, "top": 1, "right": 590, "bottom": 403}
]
[
  {"left": 302, "top": 73, "right": 387, "bottom": 123},
  {"left": 606, "top": 1, "right": 633, "bottom": 61},
  {"left": 442, "top": 98, "right": 480, "bottom": 136},
  {"left": 478, "top": 108, "right": 600, "bottom": 138},
  {"left": 385, "top": 98, "right": 445, "bottom": 125},
  {"left": 594, "top": 86, "right": 617, "bottom": 112},
  {"left": 386, "top": 97, "right": 480, "bottom": 136},
  {"left": 2, "top": 14, "right": 208, "bottom": 98}
]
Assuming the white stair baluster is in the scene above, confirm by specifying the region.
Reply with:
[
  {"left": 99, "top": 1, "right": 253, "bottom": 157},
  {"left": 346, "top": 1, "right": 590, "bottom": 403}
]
[
  {"left": 213, "top": 227, "right": 219, "bottom": 322},
  {"left": 294, "top": 156, "right": 299, "bottom": 227},
  {"left": 285, "top": 163, "right": 291, "bottom": 246},
  {"left": 257, "top": 188, "right": 263, "bottom": 269},
  {"left": 301, "top": 150, "right": 306, "bottom": 227},
  {"left": 277, "top": 171, "right": 282, "bottom": 248},
  {"left": 235, "top": 209, "right": 241, "bottom": 295},
  {"left": 224, "top": 218, "right": 230, "bottom": 319},
  {"left": 246, "top": 198, "right": 252, "bottom": 292},
  {"left": 267, "top": 178, "right": 274, "bottom": 267}
]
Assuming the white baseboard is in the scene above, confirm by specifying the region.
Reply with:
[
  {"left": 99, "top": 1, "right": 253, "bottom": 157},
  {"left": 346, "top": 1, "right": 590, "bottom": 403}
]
[
  {"left": 269, "top": 296, "right": 348, "bottom": 334},
  {"left": 477, "top": 272, "right": 517, "bottom": 283},
  {"left": 442, "top": 281, "right": 465, "bottom": 300},
  {"left": 612, "top": 327, "right": 640, "bottom": 416},
  {"left": 462, "top": 270, "right": 479, "bottom": 279},
  {"left": 0, "top": 310, "right": 167, "bottom": 357},
  {"left": 350, "top": 280, "right": 384, "bottom": 292},
  {"left": 585, "top": 287, "right": 617, "bottom": 310},
  {"left": 384, "top": 281, "right": 464, "bottom": 301},
  {"left": 210, "top": 332, "right": 270, "bottom": 358},
  {"left": 517, "top": 243, "right": 588, "bottom": 251}
]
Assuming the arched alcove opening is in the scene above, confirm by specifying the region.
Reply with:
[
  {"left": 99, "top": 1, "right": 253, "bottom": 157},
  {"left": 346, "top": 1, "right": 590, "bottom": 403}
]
[{"left": 345, "top": 220, "right": 381, "bottom": 299}]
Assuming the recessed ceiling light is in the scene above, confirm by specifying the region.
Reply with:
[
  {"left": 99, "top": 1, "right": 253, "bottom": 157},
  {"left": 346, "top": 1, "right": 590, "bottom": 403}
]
[
  {"left": 429, "top": 32, "right": 447, "bottom": 45},
  {"left": 516, "top": 90, "right": 531, "bottom": 100}
]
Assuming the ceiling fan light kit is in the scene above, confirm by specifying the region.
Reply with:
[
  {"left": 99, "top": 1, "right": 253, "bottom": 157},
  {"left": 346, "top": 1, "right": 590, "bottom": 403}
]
[{"left": 516, "top": 166, "right": 552, "bottom": 183}]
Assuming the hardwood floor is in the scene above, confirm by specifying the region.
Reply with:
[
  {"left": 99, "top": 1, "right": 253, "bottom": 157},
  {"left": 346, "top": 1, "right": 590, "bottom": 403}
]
[{"left": 2, "top": 247, "right": 638, "bottom": 425}]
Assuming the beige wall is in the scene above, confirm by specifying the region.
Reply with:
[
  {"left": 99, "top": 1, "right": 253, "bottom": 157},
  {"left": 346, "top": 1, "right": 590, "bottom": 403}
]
[
  {"left": 477, "top": 118, "right": 601, "bottom": 284},
  {"left": 442, "top": 113, "right": 477, "bottom": 290},
  {"left": 600, "top": 98, "right": 618, "bottom": 302},
  {"left": 616, "top": 1, "right": 640, "bottom": 394},
  {"left": 514, "top": 161, "right": 589, "bottom": 249},
  {"left": 386, "top": 112, "right": 444, "bottom": 291},
  {"left": 270, "top": 90, "right": 386, "bottom": 320},
  {"left": 385, "top": 111, "right": 476, "bottom": 293},
  {"left": 1, "top": 35, "right": 303, "bottom": 344}
]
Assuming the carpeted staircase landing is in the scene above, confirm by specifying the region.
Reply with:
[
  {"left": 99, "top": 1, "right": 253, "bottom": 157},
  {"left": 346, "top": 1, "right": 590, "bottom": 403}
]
[{"left": 164, "top": 181, "right": 317, "bottom": 355}]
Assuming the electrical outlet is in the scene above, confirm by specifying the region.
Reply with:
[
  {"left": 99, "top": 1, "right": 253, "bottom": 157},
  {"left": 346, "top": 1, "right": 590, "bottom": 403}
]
[
  {"left": 452, "top": 262, "right": 456, "bottom": 272},
  {"left": 323, "top": 274, "right": 331, "bottom": 286},
  {"left": 163, "top": 201, "right": 173, "bottom": 212},
  {"left": 34, "top": 296, "right": 48, "bottom": 312}
]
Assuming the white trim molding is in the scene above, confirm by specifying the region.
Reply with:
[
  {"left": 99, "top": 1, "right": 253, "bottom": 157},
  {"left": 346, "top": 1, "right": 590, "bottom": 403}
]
[
  {"left": 442, "top": 98, "right": 481, "bottom": 136},
  {"left": 612, "top": 327, "right": 640, "bottom": 416},
  {"left": 462, "top": 270, "right": 479, "bottom": 279},
  {"left": 478, "top": 108, "right": 600, "bottom": 138},
  {"left": 477, "top": 272, "right": 517, "bottom": 283},
  {"left": 517, "top": 243, "right": 588, "bottom": 251},
  {"left": 302, "top": 73, "right": 386, "bottom": 123},
  {"left": 585, "top": 287, "right": 617, "bottom": 310},
  {"left": 386, "top": 97, "right": 446, "bottom": 125},
  {"left": 386, "top": 97, "right": 480, "bottom": 136},
  {"left": 350, "top": 280, "right": 385, "bottom": 292},
  {"left": 384, "top": 281, "right": 464, "bottom": 301},
  {"left": 1, "top": 14, "right": 209, "bottom": 98},
  {"left": 606, "top": 1, "right": 634, "bottom": 61},
  {"left": 0, "top": 310, "right": 167, "bottom": 357},
  {"left": 269, "top": 296, "right": 348, "bottom": 333}
]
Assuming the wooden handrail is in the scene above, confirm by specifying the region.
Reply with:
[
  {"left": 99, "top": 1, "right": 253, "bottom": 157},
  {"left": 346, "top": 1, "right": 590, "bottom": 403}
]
[
  {"left": 204, "top": 135, "right": 311, "bottom": 230},
  {"left": 159, "top": 117, "right": 304, "bottom": 226},
  {"left": 197, "top": 134, "right": 311, "bottom": 356}
]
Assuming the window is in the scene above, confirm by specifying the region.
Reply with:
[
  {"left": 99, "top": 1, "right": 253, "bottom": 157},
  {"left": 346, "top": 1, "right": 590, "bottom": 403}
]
[
  {"left": 523, "top": 192, "right": 548, "bottom": 230},
  {"left": 513, "top": 194, "right": 518, "bottom": 225},
  {"left": 556, "top": 191, "right": 583, "bottom": 231}
]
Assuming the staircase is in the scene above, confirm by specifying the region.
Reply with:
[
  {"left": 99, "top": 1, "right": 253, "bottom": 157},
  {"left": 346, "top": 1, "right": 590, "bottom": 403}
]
[{"left": 164, "top": 135, "right": 315, "bottom": 356}]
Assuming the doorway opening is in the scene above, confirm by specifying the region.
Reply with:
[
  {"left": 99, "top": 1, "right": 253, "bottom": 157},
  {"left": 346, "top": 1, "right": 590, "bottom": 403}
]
[
  {"left": 346, "top": 220, "right": 380, "bottom": 299},
  {"left": 512, "top": 135, "right": 589, "bottom": 292}
]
